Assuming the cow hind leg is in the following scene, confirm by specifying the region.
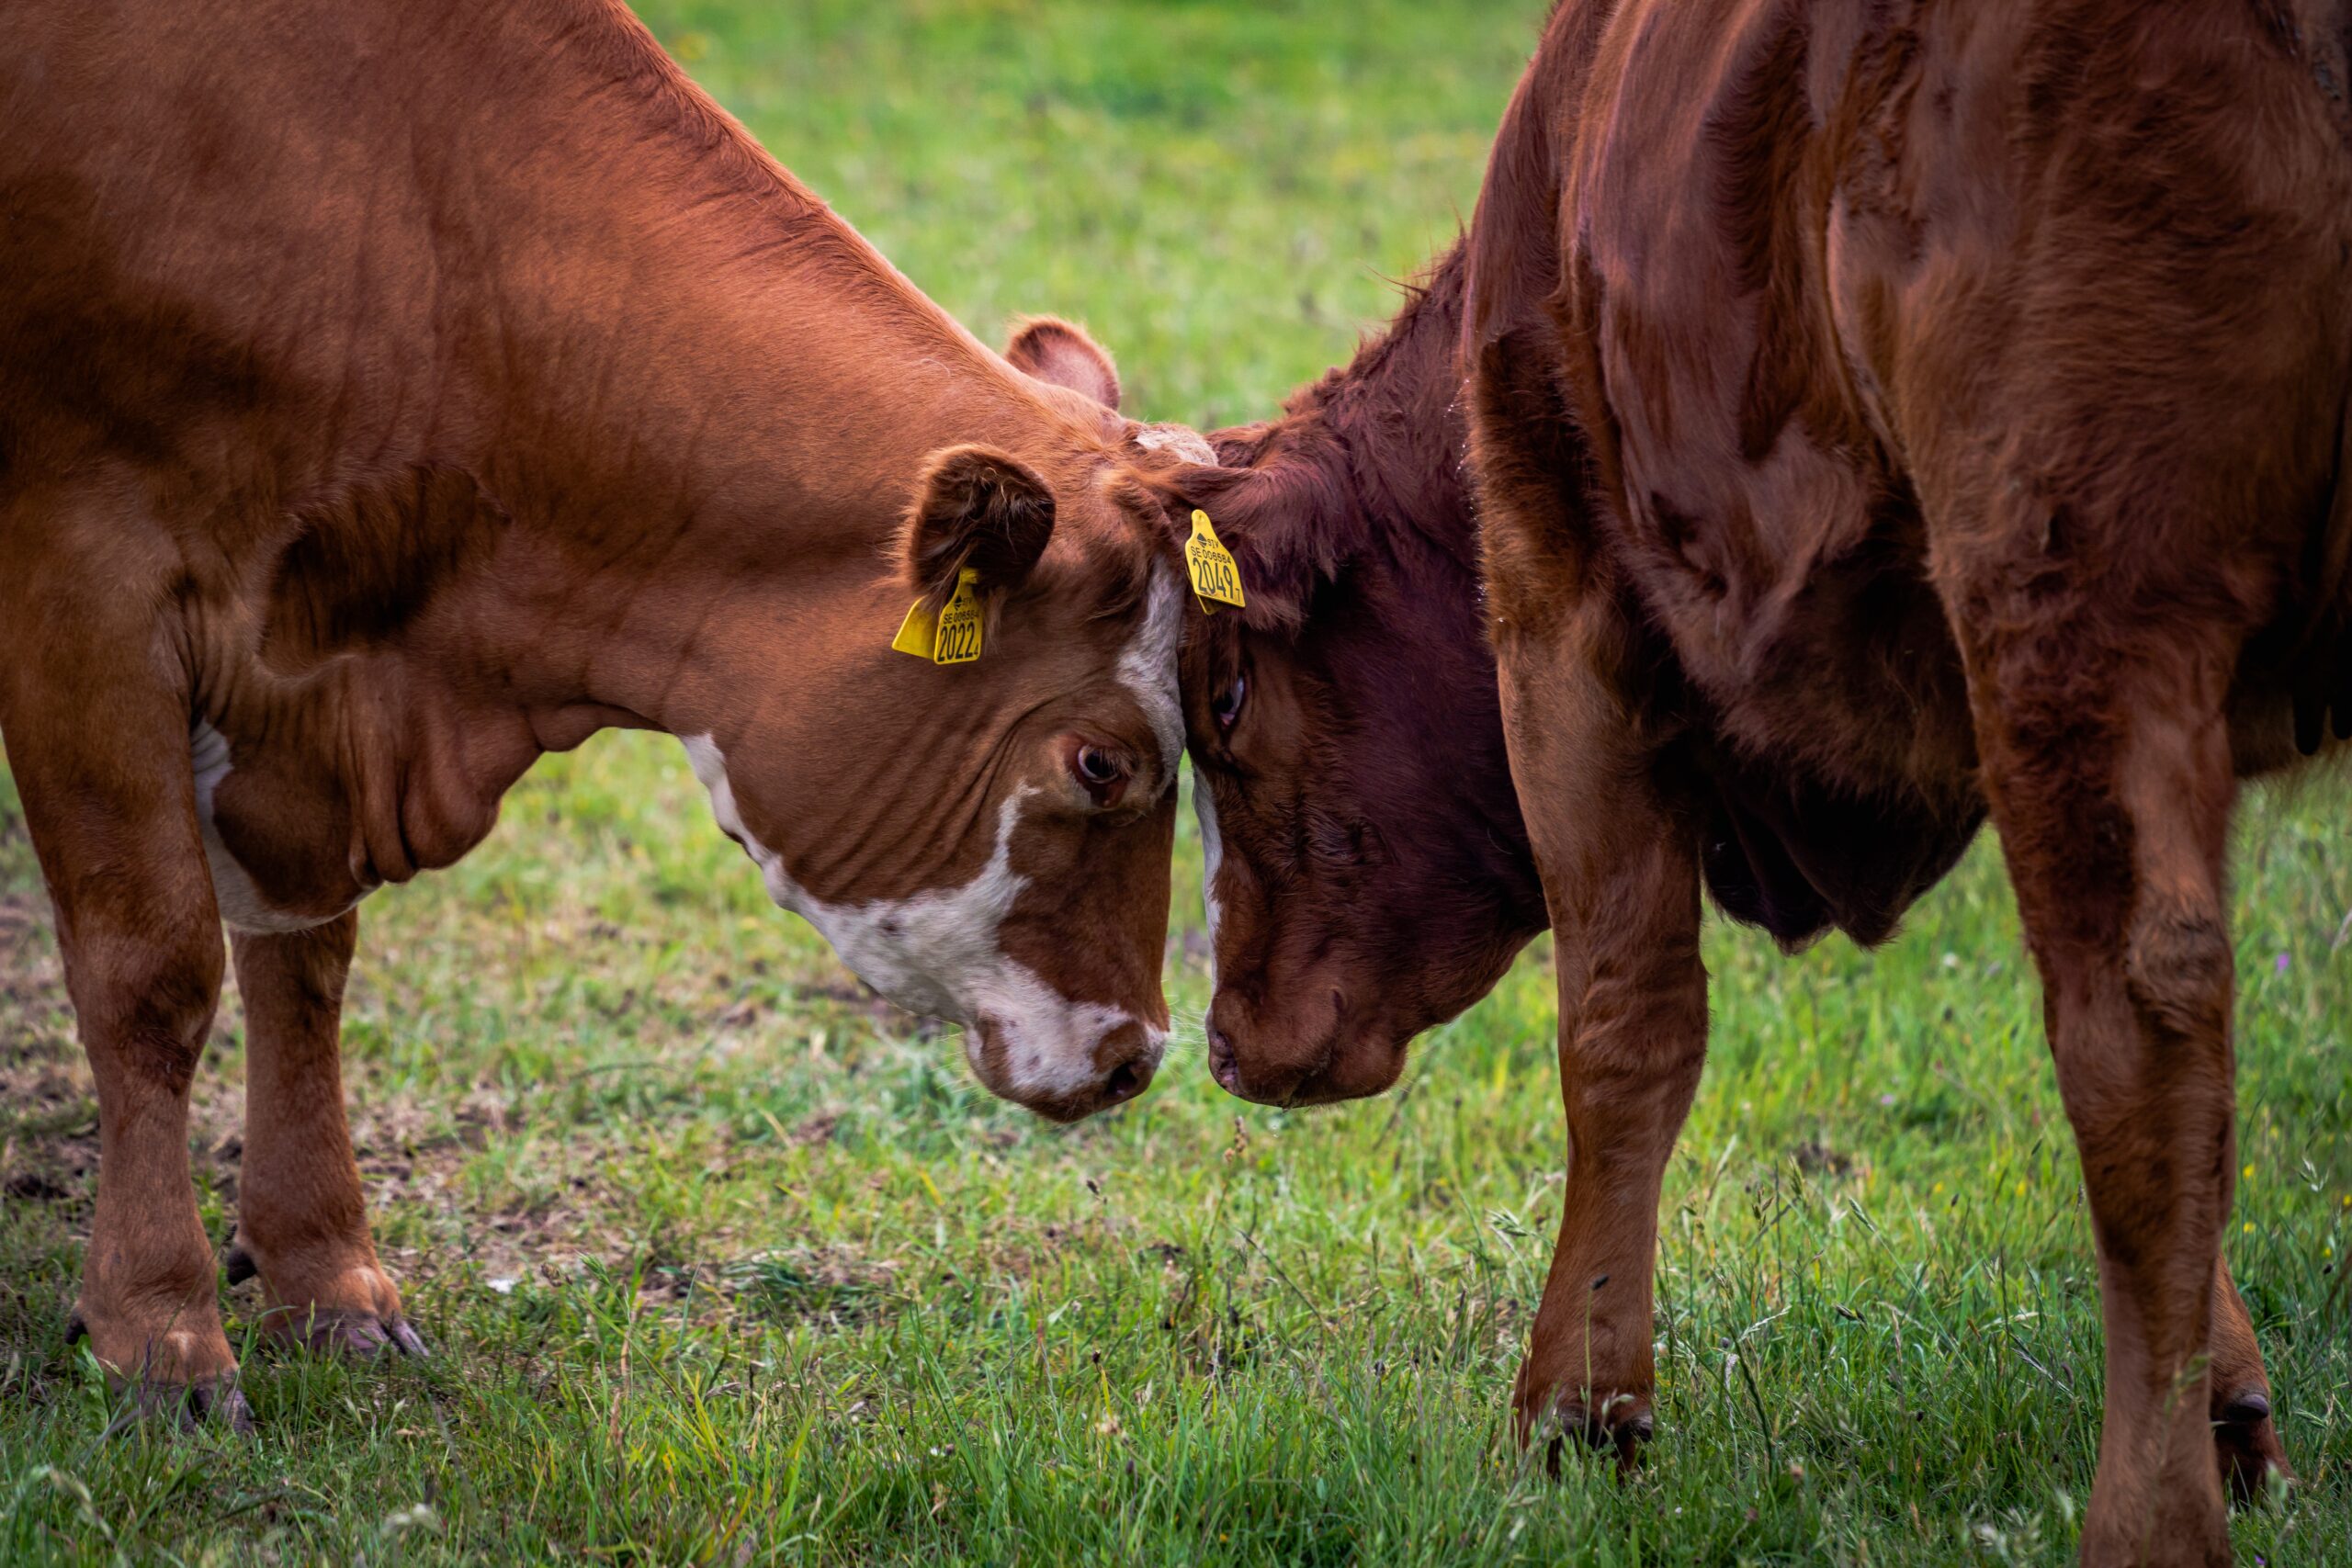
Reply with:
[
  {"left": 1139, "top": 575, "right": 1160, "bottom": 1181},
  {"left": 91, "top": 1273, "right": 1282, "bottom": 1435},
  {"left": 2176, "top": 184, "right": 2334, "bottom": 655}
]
[
  {"left": 1954, "top": 601, "right": 2245, "bottom": 1566},
  {"left": 2208, "top": 1254, "right": 2289, "bottom": 1498},
  {"left": 228, "top": 914, "right": 424, "bottom": 1358}
]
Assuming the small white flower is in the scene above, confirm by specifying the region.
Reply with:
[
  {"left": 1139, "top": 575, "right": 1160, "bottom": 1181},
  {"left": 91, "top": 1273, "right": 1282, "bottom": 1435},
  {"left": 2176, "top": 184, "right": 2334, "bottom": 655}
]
[{"left": 384, "top": 1504, "right": 440, "bottom": 1535}]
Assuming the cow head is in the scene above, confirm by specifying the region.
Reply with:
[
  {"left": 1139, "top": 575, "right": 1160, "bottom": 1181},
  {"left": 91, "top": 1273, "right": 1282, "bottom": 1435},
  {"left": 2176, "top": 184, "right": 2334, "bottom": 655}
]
[
  {"left": 680, "top": 321, "right": 1204, "bottom": 1122},
  {"left": 1152, "top": 424, "right": 1548, "bottom": 1106}
]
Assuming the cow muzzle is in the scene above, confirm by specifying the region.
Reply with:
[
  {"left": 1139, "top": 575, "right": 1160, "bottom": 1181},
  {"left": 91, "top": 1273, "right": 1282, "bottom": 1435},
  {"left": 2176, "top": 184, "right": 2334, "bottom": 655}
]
[
  {"left": 1203, "top": 987, "right": 1405, "bottom": 1107},
  {"left": 967, "top": 1012, "right": 1165, "bottom": 1122}
]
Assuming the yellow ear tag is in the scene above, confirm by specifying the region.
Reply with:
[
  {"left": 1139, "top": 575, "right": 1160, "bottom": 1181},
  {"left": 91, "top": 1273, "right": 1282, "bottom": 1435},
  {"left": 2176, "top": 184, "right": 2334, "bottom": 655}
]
[
  {"left": 892, "top": 567, "right": 984, "bottom": 664},
  {"left": 1185, "top": 509, "right": 1245, "bottom": 614}
]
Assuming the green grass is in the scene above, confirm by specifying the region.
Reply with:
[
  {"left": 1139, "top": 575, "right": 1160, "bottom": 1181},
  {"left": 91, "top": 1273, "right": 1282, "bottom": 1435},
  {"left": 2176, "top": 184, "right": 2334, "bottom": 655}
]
[{"left": 4, "top": 2, "right": 2349, "bottom": 1562}]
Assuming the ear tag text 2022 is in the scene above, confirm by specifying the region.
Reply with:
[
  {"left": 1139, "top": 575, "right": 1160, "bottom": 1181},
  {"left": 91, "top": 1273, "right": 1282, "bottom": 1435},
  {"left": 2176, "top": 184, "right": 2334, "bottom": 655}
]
[
  {"left": 1186, "top": 510, "right": 1245, "bottom": 614},
  {"left": 890, "top": 567, "right": 984, "bottom": 664}
]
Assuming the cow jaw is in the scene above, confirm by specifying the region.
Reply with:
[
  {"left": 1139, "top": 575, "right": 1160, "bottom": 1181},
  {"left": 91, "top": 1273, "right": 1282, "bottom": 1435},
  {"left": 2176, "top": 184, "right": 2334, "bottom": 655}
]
[{"left": 679, "top": 734, "right": 1163, "bottom": 1117}]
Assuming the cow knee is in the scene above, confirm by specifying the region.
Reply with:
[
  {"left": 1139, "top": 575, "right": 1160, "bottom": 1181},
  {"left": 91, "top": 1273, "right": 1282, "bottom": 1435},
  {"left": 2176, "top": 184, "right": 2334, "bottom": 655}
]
[
  {"left": 2123, "top": 896, "right": 2233, "bottom": 1043},
  {"left": 68, "top": 923, "right": 224, "bottom": 1093}
]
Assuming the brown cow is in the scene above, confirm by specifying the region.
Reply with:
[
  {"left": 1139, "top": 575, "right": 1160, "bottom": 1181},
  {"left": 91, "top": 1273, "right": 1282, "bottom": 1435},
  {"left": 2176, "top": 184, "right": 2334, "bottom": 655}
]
[
  {"left": 1, "top": 0, "right": 1199, "bottom": 1427},
  {"left": 1163, "top": 3, "right": 2348, "bottom": 1561}
]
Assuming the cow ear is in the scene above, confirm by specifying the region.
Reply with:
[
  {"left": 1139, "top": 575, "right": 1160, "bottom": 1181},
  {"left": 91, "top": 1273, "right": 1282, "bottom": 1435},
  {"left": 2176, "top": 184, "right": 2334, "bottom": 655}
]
[
  {"left": 904, "top": 445, "right": 1057, "bottom": 605},
  {"left": 1005, "top": 316, "right": 1121, "bottom": 411},
  {"left": 1158, "top": 455, "right": 1355, "bottom": 635}
]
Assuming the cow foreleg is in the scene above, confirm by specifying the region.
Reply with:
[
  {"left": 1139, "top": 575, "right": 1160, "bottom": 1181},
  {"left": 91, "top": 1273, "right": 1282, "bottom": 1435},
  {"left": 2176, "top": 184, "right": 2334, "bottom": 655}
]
[
  {"left": 1511, "top": 817, "right": 1704, "bottom": 1472},
  {"left": 229, "top": 913, "right": 424, "bottom": 1358},
  {"left": 1495, "top": 630, "right": 1706, "bottom": 1469},
  {"left": 2, "top": 653, "right": 241, "bottom": 1427},
  {"left": 1959, "top": 618, "right": 2241, "bottom": 1568}
]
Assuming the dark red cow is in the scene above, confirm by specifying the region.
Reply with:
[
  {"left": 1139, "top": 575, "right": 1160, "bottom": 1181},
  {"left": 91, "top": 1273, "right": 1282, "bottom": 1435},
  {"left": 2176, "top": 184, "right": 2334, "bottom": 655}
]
[
  {"left": 1160, "top": 4, "right": 2350, "bottom": 1562},
  {"left": 1168, "top": 246, "right": 1545, "bottom": 1105}
]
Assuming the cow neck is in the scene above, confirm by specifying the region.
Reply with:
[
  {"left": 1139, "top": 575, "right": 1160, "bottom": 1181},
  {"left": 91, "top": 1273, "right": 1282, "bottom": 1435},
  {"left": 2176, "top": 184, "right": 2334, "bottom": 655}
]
[
  {"left": 460, "top": 244, "right": 1083, "bottom": 740},
  {"left": 456, "top": 28, "right": 1080, "bottom": 727},
  {"left": 1225, "top": 243, "right": 1477, "bottom": 569},
  {"left": 283, "top": 2, "right": 1101, "bottom": 884}
]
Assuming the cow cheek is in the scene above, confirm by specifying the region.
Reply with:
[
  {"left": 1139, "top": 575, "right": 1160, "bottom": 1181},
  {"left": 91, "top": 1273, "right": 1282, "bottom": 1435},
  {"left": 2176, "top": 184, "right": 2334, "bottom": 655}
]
[{"left": 1000, "top": 796, "right": 1175, "bottom": 1029}]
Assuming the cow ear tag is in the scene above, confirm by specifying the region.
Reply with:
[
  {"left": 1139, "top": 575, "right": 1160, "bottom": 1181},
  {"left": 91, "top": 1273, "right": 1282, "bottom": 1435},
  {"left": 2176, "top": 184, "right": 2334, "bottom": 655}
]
[
  {"left": 891, "top": 567, "right": 984, "bottom": 664},
  {"left": 1186, "top": 509, "right": 1246, "bottom": 614}
]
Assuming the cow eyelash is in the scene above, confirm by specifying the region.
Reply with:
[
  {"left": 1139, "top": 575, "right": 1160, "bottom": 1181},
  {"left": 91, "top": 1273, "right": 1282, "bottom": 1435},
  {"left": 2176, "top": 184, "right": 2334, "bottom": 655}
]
[{"left": 1212, "top": 674, "right": 1247, "bottom": 729}]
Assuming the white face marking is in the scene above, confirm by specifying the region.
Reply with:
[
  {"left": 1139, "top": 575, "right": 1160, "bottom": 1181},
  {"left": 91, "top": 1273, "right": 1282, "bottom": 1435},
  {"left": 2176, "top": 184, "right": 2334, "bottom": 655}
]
[
  {"left": 1193, "top": 771, "right": 1225, "bottom": 986},
  {"left": 1117, "top": 565, "right": 1185, "bottom": 779},
  {"left": 190, "top": 720, "right": 350, "bottom": 934},
  {"left": 1133, "top": 423, "right": 1218, "bottom": 467},
  {"left": 680, "top": 735, "right": 1163, "bottom": 1101}
]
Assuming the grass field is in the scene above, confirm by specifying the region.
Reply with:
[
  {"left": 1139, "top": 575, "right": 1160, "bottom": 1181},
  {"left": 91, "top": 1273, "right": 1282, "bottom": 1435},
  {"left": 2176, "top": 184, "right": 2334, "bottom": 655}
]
[{"left": 4, "top": 3, "right": 2350, "bottom": 1562}]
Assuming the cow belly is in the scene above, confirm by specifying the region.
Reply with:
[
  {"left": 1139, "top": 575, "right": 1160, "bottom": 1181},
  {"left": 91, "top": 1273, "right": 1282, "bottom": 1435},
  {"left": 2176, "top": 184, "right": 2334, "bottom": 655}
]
[
  {"left": 1696, "top": 740, "right": 1984, "bottom": 949},
  {"left": 190, "top": 721, "right": 360, "bottom": 934}
]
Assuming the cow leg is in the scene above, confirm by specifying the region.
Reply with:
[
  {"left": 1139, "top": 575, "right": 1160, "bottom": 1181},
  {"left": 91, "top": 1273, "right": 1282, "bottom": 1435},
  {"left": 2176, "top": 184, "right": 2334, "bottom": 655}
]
[
  {"left": 1, "top": 660, "right": 242, "bottom": 1426},
  {"left": 1956, "top": 615, "right": 2241, "bottom": 1567},
  {"left": 1510, "top": 807, "right": 1705, "bottom": 1470},
  {"left": 1490, "top": 633, "right": 1706, "bottom": 1464},
  {"left": 228, "top": 913, "right": 423, "bottom": 1358},
  {"left": 1472, "top": 321, "right": 1709, "bottom": 1467},
  {"left": 2208, "top": 1254, "right": 2289, "bottom": 1497}
]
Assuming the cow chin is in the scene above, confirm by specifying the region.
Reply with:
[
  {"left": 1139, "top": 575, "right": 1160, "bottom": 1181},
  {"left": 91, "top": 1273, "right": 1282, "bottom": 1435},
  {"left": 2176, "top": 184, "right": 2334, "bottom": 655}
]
[{"left": 1203, "top": 987, "right": 1407, "bottom": 1107}]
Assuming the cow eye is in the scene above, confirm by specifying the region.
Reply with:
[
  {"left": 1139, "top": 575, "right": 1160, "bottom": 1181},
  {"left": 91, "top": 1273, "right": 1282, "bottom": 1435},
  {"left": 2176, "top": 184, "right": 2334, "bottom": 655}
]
[
  {"left": 1061, "top": 739, "right": 1132, "bottom": 807},
  {"left": 1212, "top": 675, "right": 1247, "bottom": 730}
]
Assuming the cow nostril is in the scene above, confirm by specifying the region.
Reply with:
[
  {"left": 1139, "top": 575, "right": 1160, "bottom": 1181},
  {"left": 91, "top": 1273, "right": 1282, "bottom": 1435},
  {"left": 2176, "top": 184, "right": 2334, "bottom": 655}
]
[
  {"left": 1207, "top": 1027, "right": 1239, "bottom": 1092},
  {"left": 1102, "top": 1059, "right": 1146, "bottom": 1103}
]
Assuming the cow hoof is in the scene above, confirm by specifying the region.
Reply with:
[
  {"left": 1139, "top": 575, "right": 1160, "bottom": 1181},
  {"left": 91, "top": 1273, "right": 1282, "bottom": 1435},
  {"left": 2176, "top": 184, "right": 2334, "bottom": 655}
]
[
  {"left": 266, "top": 1305, "right": 430, "bottom": 1359},
  {"left": 2214, "top": 1388, "right": 2291, "bottom": 1502},
  {"left": 1525, "top": 1395, "right": 1654, "bottom": 1477},
  {"left": 104, "top": 1377, "right": 255, "bottom": 1438}
]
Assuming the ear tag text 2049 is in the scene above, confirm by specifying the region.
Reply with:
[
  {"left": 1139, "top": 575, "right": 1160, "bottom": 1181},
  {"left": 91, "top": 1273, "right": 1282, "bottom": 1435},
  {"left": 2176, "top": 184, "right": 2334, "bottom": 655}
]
[
  {"left": 1186, "top": 510, "right": 1245, "bottom": 614},
  {"left": 891, "top": 567, "right": 984, "bottom": 664}
]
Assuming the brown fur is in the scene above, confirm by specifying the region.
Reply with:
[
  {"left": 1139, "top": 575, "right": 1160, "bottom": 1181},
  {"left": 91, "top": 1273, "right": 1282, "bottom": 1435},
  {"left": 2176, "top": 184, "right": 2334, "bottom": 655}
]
[
  {"left": 1161, "top": 248, "right": 1546, "bottom": 1104},
  {"left": 1168, "top": 3, "right": 2349, "bottom": 1560},
  {"left": 1, "top": 0, "right": 1199, "bottom": 1420}
]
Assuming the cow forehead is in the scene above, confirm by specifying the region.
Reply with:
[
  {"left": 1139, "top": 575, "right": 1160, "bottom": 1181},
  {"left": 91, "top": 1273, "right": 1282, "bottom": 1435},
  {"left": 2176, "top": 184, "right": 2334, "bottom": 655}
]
[
  {"left": 1133, "top": 423, "right": 1217, "bottom": 466},
  {"left": 1117, "top": 564, "right": 1186, "bottom": 777}
]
